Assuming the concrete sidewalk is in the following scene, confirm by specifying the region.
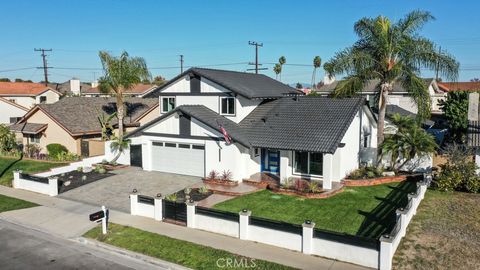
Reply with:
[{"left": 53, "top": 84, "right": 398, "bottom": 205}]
[{"left": 0, "top": 186, "right": 369, "bottom": 270}]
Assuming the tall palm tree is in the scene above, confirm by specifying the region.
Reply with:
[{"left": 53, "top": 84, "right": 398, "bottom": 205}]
[
  {"left": 278, "top": 56, "right": 286, "bottom": 81},
  {"left": 273, "top": 63, "right": 282, "bottom": 80},
  {"left": 98, "top": 51, "right": 150, "bottom": 160},
  {"left": 324, "top": 10, "right": 458, "bottom": 147},
  {"left": 312, "top": 56, "right": 322, "bottom": 89}
]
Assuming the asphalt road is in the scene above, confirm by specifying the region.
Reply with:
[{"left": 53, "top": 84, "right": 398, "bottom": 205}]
[{"left": 0, "top": 219, "right": 173, "bottom": 270}]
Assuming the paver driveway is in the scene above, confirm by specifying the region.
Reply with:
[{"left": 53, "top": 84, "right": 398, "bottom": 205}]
[{"left": 59, "top": 167, "right": 202, "bottom": 212}]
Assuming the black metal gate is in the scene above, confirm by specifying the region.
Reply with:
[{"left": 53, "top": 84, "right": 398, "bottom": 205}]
[
  {"left": 130, "top": 144, "right": 142, "bottom": 167},
  {"left": 80, "top": 140, "right": 89, "bottom": 157},
  {"left": 163, "top": 200, "right": 187, "bottom": 224}
]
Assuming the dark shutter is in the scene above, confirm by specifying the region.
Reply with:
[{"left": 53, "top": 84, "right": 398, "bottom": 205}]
[
  {"left": 190, "top": 74, "right": 201, "bottom": 93},
  {"left": 179, "top": 114, "right": 191, "bottom": 136}
]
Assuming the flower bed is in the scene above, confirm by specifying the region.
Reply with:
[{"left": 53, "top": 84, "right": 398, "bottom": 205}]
[
  {"left": 93, "top": 162, "right": 129, "bottom": 171},
  {"left": 56, "top": 170, "right": 114, "bottom": 193},
  {"left": 343, "top": 175, "right": 407, "bottom": 186},
  {"left": 202, "top": 178, "right": 238, "bottom": 186},
  {"left": 166, "top": 187, "right": 213, "bottom": 203}
]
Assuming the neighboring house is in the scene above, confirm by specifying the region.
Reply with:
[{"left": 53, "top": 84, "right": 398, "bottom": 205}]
[
  {"left": 0, "top": 97, "right": 29, "bottom": 124},
  {"left": 316, "top": 78, "right": 445, "bottom": 114},
  {"left": 438, "top": 81, "right": 480, "bottom": 92},
  {"left": 109, "top": 68, "right": 377, "bottom": 189},
  {"left": 0, "top": 82, "right": 61, "bottom": 108},
  {"left": 82, "top": 83, "right": 158, "bottom": 97},
  {"left": 48, "top": 78, "right": 91, "bottom": 96},
  {"left": 10, "top": 97, "right": 159, "bottom": 157}
]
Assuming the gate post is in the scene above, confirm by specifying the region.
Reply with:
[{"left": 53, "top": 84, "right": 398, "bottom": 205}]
[
  {"left": 154, "top": 195, "right": 163, "bottom": 221},
  {"left": 186, "top": 201, "right": 196, "bottom": 228},
  {"left": 13, "top": 170, "right": 22, "bottom": 189},
  {"left": 130, "top": 194, "right": 138, "bottom": 215},
  {"left": 379, "top": 235, "right": 393, "bottom": 270},
  {"left": 48, "top": 177, "right": 59, "bottom": 196},
  {"left": 302, "top": 220, "right": 315, "bottom": 254},
  {"left": 239, "top": 209, "right": 251, "bottom": 240}
]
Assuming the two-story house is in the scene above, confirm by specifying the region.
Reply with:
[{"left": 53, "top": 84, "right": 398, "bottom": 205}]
[
  {"left": 109, "top": 68, "right": 377, "bottom": 189},
  {"left": 0, "top": 82, "right": 61, "bottom": 109}
]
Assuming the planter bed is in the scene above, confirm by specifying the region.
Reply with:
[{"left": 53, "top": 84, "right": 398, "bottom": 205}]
[
  {"left": 342, "top": 174, "right": 424, "bottom": 187},
  {"left": 56, "top": 170, "right": 115, "bottom": 193},
  {"left": 93, "top": 163, "right": 129, "bottom": 171},
  {"left": 170, "top": 188, "right": 213, "bottom": 203},
  {"left": 202, "top": 178, "right": 238, "bottom": 186}
]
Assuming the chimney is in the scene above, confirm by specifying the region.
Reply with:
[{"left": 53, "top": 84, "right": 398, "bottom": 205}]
[
  {"left": 70, "top": 78, "right": 80, "bottom": 95},
  {"left": 323, "top": 74, "right": 336, "bottom": 85},
  {"left": 91, "top": 80, "right": 99, "bottom": 88}
]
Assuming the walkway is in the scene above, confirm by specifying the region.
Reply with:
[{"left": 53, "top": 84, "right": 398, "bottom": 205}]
[{"left": 0, "top": 186, "right": 369, "bottom": 270}]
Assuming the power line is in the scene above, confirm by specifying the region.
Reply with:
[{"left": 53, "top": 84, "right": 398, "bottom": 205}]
[
  {"left": 0, "top": 67, "right": 36, "bottom": 73},
  {"left": 34, "top": 48, "right": 53, "bottom": 85},
  {"left": 247, "top": 41, "right": 267, "bottom": 74}
]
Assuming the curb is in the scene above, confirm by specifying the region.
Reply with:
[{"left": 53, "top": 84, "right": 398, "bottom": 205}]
[{"left": 74, "top": 237, "right": 191, "bottom": 270}]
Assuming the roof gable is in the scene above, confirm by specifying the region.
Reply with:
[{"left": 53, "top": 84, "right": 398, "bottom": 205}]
[
  {"left": 0, "top": 97, "right": 29, "bottom": 111},
  {"left": 0, "top": 82, "right": 59, "bottom": 96}
]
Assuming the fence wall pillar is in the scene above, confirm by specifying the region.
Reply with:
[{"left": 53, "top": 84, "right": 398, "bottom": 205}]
[
  {"left": 186, "top": 201, "right": 197, "bottom": 228},
  {"left": 154, "top": 197, "right": 163, "bottom": 221},
  {"left": 130, "top": 194, "right": 138, "bottom": 216},
  {"left": 302, "top": 221, "right": 315, "bottom": 255},
  {"left": 239, "top": 210, "right": 251, "bottom": 240},
  {"left": 48, "top": 177, "right": 58, "bottom": 196},
  {"left": 13, "top": 170, "right": 22, "bottom": 189},
  {"left": 379, "top": 236, "right": 393, "bottom": 270}
]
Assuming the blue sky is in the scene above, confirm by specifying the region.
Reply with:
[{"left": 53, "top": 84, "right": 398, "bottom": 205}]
[{"left": 1, "top": 0, "right": 479, "bottom": 84}]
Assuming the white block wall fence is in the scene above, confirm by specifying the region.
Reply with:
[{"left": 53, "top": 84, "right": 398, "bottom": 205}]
[
  {"left": 129, "top": 175, "right": 431, "bottom": 270},
  {"left": 13, "top": 170, "right": 59, "bottom": 196},
  {"left": 34, "top": 155, "right": 106, "bottom": 178}
]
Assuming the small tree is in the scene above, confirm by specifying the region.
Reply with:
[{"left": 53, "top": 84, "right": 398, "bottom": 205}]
[
  {"left": 439, "top": 91, "right": 468, "bottom": 143},
  {"left": 380, "top": 114, "right": 437, "bottom": 172},
  {"left": 109, "top": 137, "right": 130, "bottom": 163},
  {"left": 0, "top": 124, "right": 17, "bottom": 153},
  {"left": 295, "top": 82, "right": 303, "bottom": 89},
  {"left": 273, "top": 64, "right": 282, "bottom": 80}
]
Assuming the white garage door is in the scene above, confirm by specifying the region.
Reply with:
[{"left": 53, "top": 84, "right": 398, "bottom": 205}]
[{"left": 151, "top": 141, "right": 205, "bottom": 177}]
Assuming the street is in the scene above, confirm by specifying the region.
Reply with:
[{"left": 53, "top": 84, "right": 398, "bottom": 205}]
[{"left": 0, "top": 219, "right": 170, "bottom": 270}]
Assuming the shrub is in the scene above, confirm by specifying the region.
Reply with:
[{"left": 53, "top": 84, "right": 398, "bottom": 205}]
[
  {"left": 435, "top": 144, "right": 480, "bottom": 193},
  {"left": 294, "top": 179, "right": 308, "bottom": 192},
  {"left": 307, "top": 182, "right": 320, "bottom": 193},
  {"left": 184, "top": 187, "right": 191, "bottom": 195},
  {"left": 46, "top": 143, "right": 68, "bottom": 158},
  {"left": 208, "top": 170, "right": 218, "bottom": 180},
  {"left": 348, "top": 165, "right": 383, "bottom": 179},
  {"left": 98, "top": 168, "right": 107, "bottom": 174},
  {"left": 221, "top": 170, "right": 233, "bottom": 181},
  {"left": 199, "top": 185, "right": 209, "bottom": 194},
  {"left": 24, "top": 144, "right": 42, "bottom": 158},
  {"left": 77, "top": 167, "right": 83, "bottom": 172},
  {"left": 165, "top": 193, "right": 178, "bottom": 201},
  {"left": 0, "top": 124, "right": 17, "bottom": 152},
  {"left": 55, "top": 152, "right": 80, "bottom": 162}
]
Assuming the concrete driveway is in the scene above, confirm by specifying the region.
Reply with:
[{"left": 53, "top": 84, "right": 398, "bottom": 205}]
[{"left": 58, "top": 167, "right": 202, "bottom": 212}]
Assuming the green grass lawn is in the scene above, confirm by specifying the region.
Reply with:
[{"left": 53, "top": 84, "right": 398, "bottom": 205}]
[
  {"left": 214, "top": 181, "right": 417, "bottom": 239},
  {"left": 393, "top": 190, "right": 480, "bottom": 270},
  {"left": 85, "top": 223, "right": 295, "bottom": 270},
  {"left": 0, "top": 194, "right": 38, "bottom": 213},
  {"left": 0, "top": 157, "right": 67, "bottom": 186}
]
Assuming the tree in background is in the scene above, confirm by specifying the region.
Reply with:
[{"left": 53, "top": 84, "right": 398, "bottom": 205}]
[
  {"left": 152, "top": 75, "right": 166, "bottom": 86},
  {"left": 273, "top": 64, "right": 282, "bottom": 80},
  {"left": 278, "top": 56, "right": 286, "bottom": 81},
  {"left": 312, "top": 56, "right": 322, "bottom": 89},
  {"left": 14, "top": 78, "right": 33, "bottom": 83},
  {"left": 295, "top": 82, "right": 303, "bottom": 89},
  {"left": 0, "top": 78, "right": 11, "bottom": 82},
  {"left": 439, "top": 91, "right": 469, "bottom": 143},
  {"left": 380, "top": 114, "right": 437, "bottom": 172},
  {"left": 0, "top": 124, "right": 17, "bottom": 154},
  {"left": 98, "top": 51, "right": 150, "bottom": 162},
  {"left": 324, "top": 10, "right": 459, "bottom": 148},
  {"left": 471, "top": 78, "right": 480, "bottom": 82}
]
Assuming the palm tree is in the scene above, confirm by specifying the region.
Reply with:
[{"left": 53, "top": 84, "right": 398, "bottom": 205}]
[
  {"left": 278, "top": 56, "right": 286, "bottom": 81},
  {"left": 312, "top": 56, "right": 322, "bottom": 89},
  {"left": 273, "top": 64, "right": 282, "bottom": 80},
  {"left": 98, "top": 51, "right": 150, "bottom": 161},
  {"left": 324, "top": 11, "right": 459, "bottom": 147}
]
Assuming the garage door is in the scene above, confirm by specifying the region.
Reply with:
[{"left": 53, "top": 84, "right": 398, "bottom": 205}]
[{"left": 151, "top": 141, "right": 205, "bottom": 177}]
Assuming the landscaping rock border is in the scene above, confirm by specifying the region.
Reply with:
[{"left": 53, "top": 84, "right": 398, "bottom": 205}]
[
  {"left": 202, "top": 178, "right": 239, "bottom": 186},
  {"left": 343, "top": 175, "right": 407, "bottom": 186},
  {"left": 269, "top": 186, "right": 345, "bottom": 199}
]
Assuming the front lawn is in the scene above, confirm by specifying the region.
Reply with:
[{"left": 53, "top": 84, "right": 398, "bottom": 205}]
[
  {"left": 393, "top": 190, "right": 480, "bottom": 270},
  {"left": 85, "top": 223, "right": 295, "bottom": 270},
  {"left": 0, "top": 157, "right": 67, "bottom": 186},
  {"left": 214, "top": 181, "right": 417, "bottom": 239},
  {"left": 0, "top": 194, "right": 38, "bottom": 213}
]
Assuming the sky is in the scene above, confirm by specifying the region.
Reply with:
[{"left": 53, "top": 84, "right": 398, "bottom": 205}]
[{"left": 1, "top": 0, "right": 479, "bottom": 85}]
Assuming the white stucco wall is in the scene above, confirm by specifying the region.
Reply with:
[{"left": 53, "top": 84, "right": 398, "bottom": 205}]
[
  {"left": 311, "top": 238, "right": 379, "bottom": 269},
  {"left": 144, "top": 113, "right": 179, "bottom": 134},
  {"left": 36, "top": 90, "right": 60, "bottom": 104},
  {"left": 200, "top": 78, "right": 229, "bottom": 93},
  {"left": 0, "top": 100, "right": 27, "bottom": 124},
  {"left": 5, "top": 96, "right": 36, "bottom": 108},
  {"left": 248, "top": 225, "right": 303, "bottom": 252},
  {"left": 195, "top": 214, "right": 239, "bottom": 237},
  {"left": 161, "top": 76, "right": 190, "bottom": 93}
]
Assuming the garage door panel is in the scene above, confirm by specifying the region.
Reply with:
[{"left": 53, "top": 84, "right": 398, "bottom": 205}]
[{"left": 151, "top": 143, "right": 204, "bottom": 177}]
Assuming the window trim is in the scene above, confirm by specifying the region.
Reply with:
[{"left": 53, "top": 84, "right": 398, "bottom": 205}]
[
  {"left": 292, "top": 151, "right": 323, "bottom": 177},
  {"left": 161, "top": 96, "right": 176, "bottom": 113},
  {"left": 219, "top": 96, "right": 236, "bottom": 116},
  {"left": 29, "top": 134, "right": 41, "bottom": 144}
]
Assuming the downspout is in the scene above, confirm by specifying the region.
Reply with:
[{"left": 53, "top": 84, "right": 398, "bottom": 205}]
[{"left": 358, "top": 106, "right": 363, "bottom": 167}]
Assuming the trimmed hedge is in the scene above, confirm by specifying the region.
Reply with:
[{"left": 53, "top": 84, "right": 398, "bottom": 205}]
[{"left": 46, "top": 143, "right": 68, "bottom": 157}]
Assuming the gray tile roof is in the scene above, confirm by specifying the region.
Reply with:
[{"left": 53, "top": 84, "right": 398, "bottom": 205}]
[
  {"left": 146, "top": 68, "right": 301, "bottom": 99},
  {"left": 239, "top": 96, "right": 365, "bottom": 153},
  {"left": 316, "top": 78, "right": 436, "bottom": 94},
  {"left": 9, "top": 123, "right": 47, "bottom": 134},
  {"left": 34, "top": 97, "right": 157, "bottom": 135}
]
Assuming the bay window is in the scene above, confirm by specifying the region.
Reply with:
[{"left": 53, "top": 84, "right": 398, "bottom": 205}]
[{"left": 293, "top": 151, "right": 323, "bottom": 176}]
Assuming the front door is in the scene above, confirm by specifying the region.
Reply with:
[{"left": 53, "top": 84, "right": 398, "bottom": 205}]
[{"left": 261, "top": 149, "right": 280, "bottom": 175}]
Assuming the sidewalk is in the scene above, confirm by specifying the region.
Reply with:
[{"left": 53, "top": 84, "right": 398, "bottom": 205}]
[{"left": 0, "top": 186, "right": 370, "bottom": 270}]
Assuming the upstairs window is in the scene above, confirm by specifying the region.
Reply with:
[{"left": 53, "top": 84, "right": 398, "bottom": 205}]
[
  {"left": 39, "top": 96, "right": 47, "bottom": 104},
  {"left": 220, "top": 97, "right": 235, "bottom": 115},
  {"left": 161, "top": 97, "right": 176, "bottom": 113}
]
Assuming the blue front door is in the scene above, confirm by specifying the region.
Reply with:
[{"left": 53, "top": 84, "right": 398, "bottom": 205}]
[{"left": 261, "top": 149, "right": 280, "bottom": 175}]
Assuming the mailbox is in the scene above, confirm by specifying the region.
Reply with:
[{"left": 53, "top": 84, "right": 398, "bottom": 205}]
[{"left": 89, "top": 210, "right": 105, "bottom": 221}]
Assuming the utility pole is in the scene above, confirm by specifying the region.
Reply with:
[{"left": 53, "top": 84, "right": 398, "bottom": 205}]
[
  {"left": 179, "top": 55, "right": 184, "bottom": 73},
  {"left": 34, "top": 48, "right": 52, "bottom": 85},
  {"left": 247, "top": 41, "right": 267, "bottom": 74}
]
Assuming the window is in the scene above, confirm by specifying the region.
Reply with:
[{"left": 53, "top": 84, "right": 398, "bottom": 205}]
[
  {"left": 161, "top": 97, "right": 176, "bottom": 113},
  {"left": 29, "top": 134, "right": 41, "bottom": 144},
  {"left": 220, "top": 97, "right": 235, "bottom": 115},
  {"left": 39, "top": 96, "right": 47, "bottom": 104},
  {"left": 254, "top": 148, "right": 260, "bottom": 157},
  {"left": 152, "top": 142, "right": 163, "bottom": 147},
  {"left": 293, "top": 151, "right": 323, "bottom": 176},
  {"left": 165, "top": 142, "right": 176, "bottom": 147},
  {"left": 9, "top": 117, "right": 21, "bottom": 124},
  {"left": 363, "top": 134, "right": 370, "bottom": 148},
  {"left": 178, "top": 144, "right": 190, "bottom": 149},
  {"left": 192, "top": 145, "right": 205, "bottom": 150}
]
